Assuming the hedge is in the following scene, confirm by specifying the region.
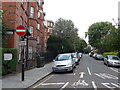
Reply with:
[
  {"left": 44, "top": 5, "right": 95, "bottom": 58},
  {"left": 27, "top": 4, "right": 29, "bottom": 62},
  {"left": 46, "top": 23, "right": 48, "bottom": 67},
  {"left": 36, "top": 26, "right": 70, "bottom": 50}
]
[
  {"left": 103, "top": 52, "right": 119, "bottom": 57},
  {"left": 0, "top": 48, "right": 18, "bottom": 75}
]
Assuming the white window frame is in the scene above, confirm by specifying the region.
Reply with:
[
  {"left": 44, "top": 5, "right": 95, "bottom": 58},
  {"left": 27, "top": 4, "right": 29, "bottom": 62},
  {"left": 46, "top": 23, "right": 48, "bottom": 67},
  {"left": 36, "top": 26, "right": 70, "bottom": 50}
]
[
  {"left": 37, "top": 36, "right": 40, "bottom": 44},
  {"left": 29, "top": 26, "right": 33, "bottom": 37},
  {"left": 38, "top": 0, "right": 41, "bottom": 6},
  {"left": 21, "top": 0, "right": 24, "bottom": 4},
  {"left": 37, "top": 24, "right": 40, "bottom": 30},
  {"left": 38, "top": 11, "right": 40, "bottom": 18},
  {"left": 28, "top": 47, "right": 32, "bottom": 59},
  {"left": 30, "top": 7, "right": 34, "bottom": 18},
  {"left": 20, "top": 17, "right": 22, "bottom": 25}
]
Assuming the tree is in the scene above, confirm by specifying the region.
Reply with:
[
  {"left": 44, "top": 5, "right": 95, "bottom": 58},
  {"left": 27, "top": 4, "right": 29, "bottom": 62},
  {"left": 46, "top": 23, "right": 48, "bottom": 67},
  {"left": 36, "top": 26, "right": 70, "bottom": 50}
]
[
  {"left": 0, "top": 10, "right": 12, "bottom": 47},
  {"left": 47, "top": 35, "right": 74, "bottom": 54},
  {"left": 100, "top": 28, "right": 120, "bottom": 52},
  {"left": 54, "top": 18, "right": 87, "bottom": 51},
  {"left": 87, "top": 21, "right": 116, "bottom": 52}
]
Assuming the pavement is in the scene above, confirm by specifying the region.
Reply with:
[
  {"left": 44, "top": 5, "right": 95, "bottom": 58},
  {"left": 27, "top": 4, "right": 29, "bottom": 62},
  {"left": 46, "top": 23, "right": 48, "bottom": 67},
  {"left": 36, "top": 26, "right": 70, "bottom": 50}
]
[{"left": 1, "top": 62, "right": 53, "bottom": 89}]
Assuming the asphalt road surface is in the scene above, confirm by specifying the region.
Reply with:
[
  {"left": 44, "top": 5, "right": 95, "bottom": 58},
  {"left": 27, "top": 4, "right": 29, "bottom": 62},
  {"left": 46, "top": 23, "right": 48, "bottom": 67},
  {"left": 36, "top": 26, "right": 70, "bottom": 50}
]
[{"left": 29, "top": 54, "right": 120, "bottom": 90}]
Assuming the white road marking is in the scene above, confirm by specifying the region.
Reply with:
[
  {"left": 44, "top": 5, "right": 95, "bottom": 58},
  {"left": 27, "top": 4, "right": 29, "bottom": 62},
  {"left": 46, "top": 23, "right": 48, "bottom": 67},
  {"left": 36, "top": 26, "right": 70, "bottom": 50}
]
[
  {"left": 109, "top": 67, "right": 120, "bottom": 73},
  {"left": 101, "top": 73, "right": 118, "bottom": 79},
  {"left": 87, "top": 67, "right": 91, "bottom": 75},
  {"left": 60, "top": 82, "right": 69, "bottom": 90},
  {"left": 111, "top": 83, "right": 120, "bottom": 88},
  {"left": 79, "top": 72, "right": 85, "bottom": 78},
  {"left": 102, "top": 83, "right": 116, "bottom": 89},
  {"left": 73, "top": 80, "right": 89, "bottom": 87},
  {"left": 74, "top": 73, "right": 76, "bottom": 75},
  {"left": 92, "top": 81, "right": 97, "bottom": 90},
  {"left": 95, "top": 73, "right": 106, "bottom": 79},
  {"left": 41, "top": 82, "right": 65, "bottom": 85},
  {"left": 95, "top": 73, "right": 118, "bottom": 80},
  {"left": 66, "top": 73, "right": 76, "bottom": 75}
]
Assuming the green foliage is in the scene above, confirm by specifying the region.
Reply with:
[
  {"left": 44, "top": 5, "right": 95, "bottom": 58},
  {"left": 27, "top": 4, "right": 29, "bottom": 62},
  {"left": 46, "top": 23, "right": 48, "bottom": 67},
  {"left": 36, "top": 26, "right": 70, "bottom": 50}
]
[
  {"left": 47, "top": 35, "right": 73, "bottom": 53},
  {"left": 103, "top": 52, "right": 119, "bottom": 57},
  {"left": 0, "top": 10, "right": 13, "bottom": 47},
  {"left": 87, "top": 21, "right": 118, "bottom": 52},
  {"left": 43, "top": 51, "right": 56, "bottom": 63},
  {"left": 54, "top": 18, "right": 87, "bottom": 52},
  {"left": 101, "top": 29, "right": 120, "bottom": 52},
  {"left": 88, "top": 22, "right": 115, "bottom": 47},
  {"left": 1, "top": 48, "right": 18, "bottom": 75},
  {"left": 46, "top": 35, "right": 74, "bottom": 61}
]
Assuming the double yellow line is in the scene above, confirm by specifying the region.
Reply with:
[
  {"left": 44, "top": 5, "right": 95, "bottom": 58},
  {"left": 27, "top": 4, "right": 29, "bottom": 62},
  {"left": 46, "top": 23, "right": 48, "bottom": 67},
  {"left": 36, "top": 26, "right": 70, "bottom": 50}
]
[{"left": 31, "top": 75, "right": 54, "bottom": 89}]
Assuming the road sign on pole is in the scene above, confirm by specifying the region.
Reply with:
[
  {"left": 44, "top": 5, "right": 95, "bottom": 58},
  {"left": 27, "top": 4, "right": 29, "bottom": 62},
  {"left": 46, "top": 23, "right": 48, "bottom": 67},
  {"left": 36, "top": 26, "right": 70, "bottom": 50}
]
[
  {"left": 16, "top": 25, "right": 26, "bottom": 36},
  {"left": 16, "top": 25, "right": 26, "bottom": 81}
]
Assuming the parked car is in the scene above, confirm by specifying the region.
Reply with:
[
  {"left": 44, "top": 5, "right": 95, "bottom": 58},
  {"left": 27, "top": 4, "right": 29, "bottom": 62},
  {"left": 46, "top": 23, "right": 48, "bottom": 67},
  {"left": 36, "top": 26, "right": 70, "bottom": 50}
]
[
  {"left": 72, "top": 53, "right": 79, "bottom": 65},
  {"left": 104, "top": 55, "right": 120, "bottom": 67},
  {"left": 52, "top": 53, "right": 76, "bottom": 72},
  {"left": 92, "top": 53, "right": 97, "bottom": 58},
  {"left": 79, "top": 52, "right": 83, "bottom": 58},
  {"left": 95, "top": 54, "right": 104, "bottom": 60},
  {"left": 89, "top": 52, "right": 94, "bottom": 57}
]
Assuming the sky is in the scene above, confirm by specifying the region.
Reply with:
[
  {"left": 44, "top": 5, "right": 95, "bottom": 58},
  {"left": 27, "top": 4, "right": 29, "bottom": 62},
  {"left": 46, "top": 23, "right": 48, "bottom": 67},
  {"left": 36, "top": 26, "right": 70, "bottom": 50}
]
[{"left": 44, "top": 0, "right": 119, "bottom": 43}]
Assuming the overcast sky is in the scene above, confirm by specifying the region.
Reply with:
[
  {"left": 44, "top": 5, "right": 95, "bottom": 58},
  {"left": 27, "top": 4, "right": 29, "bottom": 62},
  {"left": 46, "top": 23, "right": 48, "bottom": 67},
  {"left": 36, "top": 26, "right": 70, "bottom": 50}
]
[{"left": 44, "top": 0, "right": 119, "bottom": 43}]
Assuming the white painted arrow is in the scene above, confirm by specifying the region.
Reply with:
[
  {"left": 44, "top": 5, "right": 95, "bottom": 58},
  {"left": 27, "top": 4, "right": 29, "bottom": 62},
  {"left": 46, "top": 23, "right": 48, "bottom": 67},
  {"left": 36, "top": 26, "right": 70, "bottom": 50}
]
[{"left": 79, "top": 72, "right": 85, "bottom": 78}]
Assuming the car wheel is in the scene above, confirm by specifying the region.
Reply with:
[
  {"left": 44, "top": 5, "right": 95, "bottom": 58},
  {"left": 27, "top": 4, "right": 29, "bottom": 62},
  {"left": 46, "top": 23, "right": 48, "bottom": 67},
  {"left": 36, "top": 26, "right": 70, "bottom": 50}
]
[
  {"left": 103, "top": 61, "right": 106, "bottom": 65},
  {"left": 70, "top": 68, "right": 74, "bottom": 73},
  {"left": 107, "top": 62, "right": 110, "bottom": 67}
]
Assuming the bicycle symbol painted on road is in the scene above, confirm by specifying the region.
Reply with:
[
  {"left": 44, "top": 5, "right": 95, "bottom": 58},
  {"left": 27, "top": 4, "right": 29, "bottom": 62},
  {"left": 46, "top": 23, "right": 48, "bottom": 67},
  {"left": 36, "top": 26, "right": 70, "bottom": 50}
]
[{"left": 73, "top": 80, "right": 89, "bottom": 87}]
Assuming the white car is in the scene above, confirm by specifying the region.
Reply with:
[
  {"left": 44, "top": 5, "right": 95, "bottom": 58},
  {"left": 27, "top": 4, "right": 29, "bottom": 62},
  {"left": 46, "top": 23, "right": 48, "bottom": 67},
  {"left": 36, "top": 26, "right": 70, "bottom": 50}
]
[
  {"left": 72, "top": 53, "right": 79, "bottom": 65},
  {"left": 52, "top": 53, "right": 76, "bottom": 72},
  {"left": 79, "top": 52, "right": 83, "bottom": 58},
  {"left": 104, "top": 55, "right": 120, "bottom": 67}
]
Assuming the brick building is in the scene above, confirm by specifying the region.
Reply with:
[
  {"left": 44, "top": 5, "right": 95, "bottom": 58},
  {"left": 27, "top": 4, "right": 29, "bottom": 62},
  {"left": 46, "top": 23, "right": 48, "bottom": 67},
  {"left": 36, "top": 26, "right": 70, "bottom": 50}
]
[
  {"left": 2, "top": 0, "right": 47, "bottom": 68},
  {"left": 44, "top": 20, "right": 54, "bottom": 51}
]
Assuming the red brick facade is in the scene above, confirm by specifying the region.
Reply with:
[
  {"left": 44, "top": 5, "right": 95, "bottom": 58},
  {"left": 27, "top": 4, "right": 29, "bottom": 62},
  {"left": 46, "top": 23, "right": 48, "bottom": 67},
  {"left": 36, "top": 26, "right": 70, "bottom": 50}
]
[{"left": 2, "top": 0, "right": 48, "bottom": 67}]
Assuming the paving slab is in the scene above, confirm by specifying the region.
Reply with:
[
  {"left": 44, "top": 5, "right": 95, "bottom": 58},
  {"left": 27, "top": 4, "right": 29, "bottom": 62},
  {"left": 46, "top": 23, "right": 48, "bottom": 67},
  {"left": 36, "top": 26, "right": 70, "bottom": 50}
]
[{"left": 2, "top": 62, "right": 53, "bottom": 89}]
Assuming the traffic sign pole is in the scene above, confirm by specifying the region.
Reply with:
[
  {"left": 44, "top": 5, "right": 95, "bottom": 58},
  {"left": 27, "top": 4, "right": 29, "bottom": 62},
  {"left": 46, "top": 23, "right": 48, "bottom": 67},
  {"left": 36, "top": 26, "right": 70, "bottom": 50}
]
[
  {"left": 16, "top": 25, "right": 26, "bottom": 81},
  {"left": 21, "top": 40, "right": 25, "bottom": 81}
]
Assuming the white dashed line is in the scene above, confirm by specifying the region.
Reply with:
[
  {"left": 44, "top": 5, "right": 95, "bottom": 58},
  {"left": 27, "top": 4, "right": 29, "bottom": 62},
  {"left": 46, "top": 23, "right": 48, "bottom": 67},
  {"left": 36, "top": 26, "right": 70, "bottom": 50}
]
[
  {"left": 42, "top": 82, "right": 65, "bottom": 85},
  {"left": 102, "top": 83, "right": 116, "bottom": 89},
  {"left": 87, "top": 67, "right": 92, "bottom": 75},
  {"left": 109, "top": 67, "right": 120, "bottom": 73},
  {"left": 111, "top": 83, "right": 120, "bottom": 88},
  {"left": 92, "top": 81, "right": 97, "bottom": 90},
  {"left": 94, "top": 73, "right": 106, "bottom": 79},
  {"left": 59, "top": 82, "right": 69, "bottom": 90}
]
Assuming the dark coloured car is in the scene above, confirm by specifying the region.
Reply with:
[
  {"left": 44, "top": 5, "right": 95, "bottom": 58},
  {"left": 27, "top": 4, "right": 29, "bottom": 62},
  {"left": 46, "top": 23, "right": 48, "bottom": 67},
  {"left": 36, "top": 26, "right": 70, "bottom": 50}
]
[
  {"left": 89, "top": 52, "right": 94, "bottom": 57},
  {"left": 95, "top": 54, "right": 104, "bottom": 60}
]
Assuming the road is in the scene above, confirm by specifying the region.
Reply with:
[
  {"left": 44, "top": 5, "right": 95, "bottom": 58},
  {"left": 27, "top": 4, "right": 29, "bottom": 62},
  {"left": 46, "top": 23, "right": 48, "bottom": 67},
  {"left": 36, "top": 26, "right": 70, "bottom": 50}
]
[{"left": 29, "top": 54, "right": 120, "bottom": 90}]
